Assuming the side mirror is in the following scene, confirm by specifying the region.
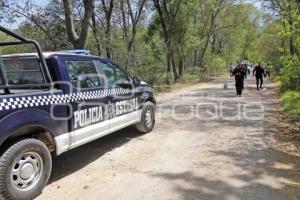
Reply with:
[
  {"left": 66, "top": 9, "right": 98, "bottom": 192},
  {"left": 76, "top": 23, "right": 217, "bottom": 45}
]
[{"left": 132, "top": 76, "right": 141, "bottom": 87}]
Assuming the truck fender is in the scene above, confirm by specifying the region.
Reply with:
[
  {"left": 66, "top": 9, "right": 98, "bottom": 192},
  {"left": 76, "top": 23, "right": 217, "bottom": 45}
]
[
  {"left": 140, "top": 92, "right": 156, "bottom": 105},
  {"left": 0, "top": 109, "right": 66, "bottom": 146}
]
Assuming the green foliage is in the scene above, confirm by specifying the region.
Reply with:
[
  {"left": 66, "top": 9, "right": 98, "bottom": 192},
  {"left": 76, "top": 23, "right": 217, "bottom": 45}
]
[
  {"left": 273, "top": 1, "right": 300, "bottom": 92},
  {"left": 280, "top": 55, "right": 300, "bottom": 90},
  {"left": 0, "top": 0, "right": 297, "bottom": 90},
  {"left": 128, "top": 63, "right": 167, "bottom": 86},
  {"left": 182, "top": 68, "right": 206, "bottom": 83},
  {"left": 127, "top": 31, "right": 167, "bottom": 86},
  {"left": 0, "top": 32, "right": 35, "bottom": 54},
  {"left": 205, "top": 54, "right": 227, "bottom": 75},
  {"left": 281, "top": 91, "right": 300, "bottom": 120}
]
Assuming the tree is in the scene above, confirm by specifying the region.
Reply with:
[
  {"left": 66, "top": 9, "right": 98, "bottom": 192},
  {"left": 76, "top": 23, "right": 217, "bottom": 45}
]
[
  {"left": 262, "top": 0, "right": 300, "bottom": 90},
  {"left": 120, "top": 0, "right": 147, "bottom": 69},
  {"left": 194, "top": 0, "right": 228, "bottom": 68},
  {"left": 1, "top": 0, "right": 294, "bottom": 88},
  {"left": 91, "top": 0, "right": 103, "bottom": 55},
  {"left": 62, "top": 0, "right": 93, "bottom": 48},
  {"left": 152, "top": 0, "right": 183, "bottom": 82},
  {"left": 239, "top": 4, "right": 261, "bottom": 59},
  {"left": 99, "top": 0, "right": 114, "bottom": 58}
]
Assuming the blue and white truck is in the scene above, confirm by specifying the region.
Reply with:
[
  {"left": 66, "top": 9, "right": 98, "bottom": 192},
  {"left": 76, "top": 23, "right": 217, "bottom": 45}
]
[{"left": 0, "top": 26, "right": 156, "bottom": 200}]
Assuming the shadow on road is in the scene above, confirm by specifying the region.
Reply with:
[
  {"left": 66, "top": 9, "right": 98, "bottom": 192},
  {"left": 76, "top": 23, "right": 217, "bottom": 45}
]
[
  {"left": 149, "top": 139, "right": 300, "bottom": 200},
  {"left": 151, "top": 77, "right": 300, "bottom": 200},
  {"left": 49, "top": 126, "right": 143, "bottom": 184},
  {"left": 44, "top": 77, "right": 300, "bottom": 200}
]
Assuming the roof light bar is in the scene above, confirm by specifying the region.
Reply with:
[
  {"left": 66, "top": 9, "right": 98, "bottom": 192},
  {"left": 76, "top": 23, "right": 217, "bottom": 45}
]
[{"left": 60, "top": 49, "right": 91, "bottom": 55}]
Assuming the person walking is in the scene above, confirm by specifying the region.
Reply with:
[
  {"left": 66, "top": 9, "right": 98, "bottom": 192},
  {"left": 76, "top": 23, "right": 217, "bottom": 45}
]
[
  {"left": 232, "top": 64, "right": 246, "bottom": 97},
  {"left": 247, "top": 64, "right": 251, "bottom": 75},
  {"left": 265, "top": 64, "right": 272, "bottom": 78},
  {"left": 243, "top": 63, "right": 248, "bottom": 79},
  {"left": 253, "top": 62, "right": 266, "bottom": 90}
]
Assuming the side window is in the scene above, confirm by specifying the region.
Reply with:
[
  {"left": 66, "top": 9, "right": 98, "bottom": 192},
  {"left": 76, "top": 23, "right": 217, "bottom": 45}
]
[
  {"left": 95, "top": 61, "right": 129, "bottom": 87},
  {"left": 66, "top": 60, "right": 101, "bottom": 89},
  {"left": 2, "top": 57, "right": 45, "bottom": 85}
]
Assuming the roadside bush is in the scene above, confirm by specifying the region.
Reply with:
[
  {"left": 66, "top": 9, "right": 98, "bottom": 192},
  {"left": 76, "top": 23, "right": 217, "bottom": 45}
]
[
  {"left": 128, "top": 63, "right": 167, "bottom": 86},
  {"left": 181, "top": 67, "right": 205, "bottom": 83},
  {"left": 280, "top": 56, "right": 300, "bottom": 91},
  {"left": 281, "top": 91, "right": 300, "bottom": 121},
  {"left": 205, "top": 55, "right": 227, "bottom": 76}
]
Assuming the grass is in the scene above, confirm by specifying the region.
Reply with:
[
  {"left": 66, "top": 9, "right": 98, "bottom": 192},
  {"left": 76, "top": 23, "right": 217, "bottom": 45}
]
[
  {"left": 153, "top": 76, "right": 213, "bottom": 93},
  {"left": 281, "top": 90, "right": 300, "bottom": 121}
]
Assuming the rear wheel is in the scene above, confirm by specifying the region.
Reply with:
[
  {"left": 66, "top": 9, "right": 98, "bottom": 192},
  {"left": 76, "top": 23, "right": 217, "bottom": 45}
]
[
  {"left": 0, "top": 139, "right": 52, "bottom": 200},
  {"left": 135, "top": 101, "right": 156, "bottom": 133}
]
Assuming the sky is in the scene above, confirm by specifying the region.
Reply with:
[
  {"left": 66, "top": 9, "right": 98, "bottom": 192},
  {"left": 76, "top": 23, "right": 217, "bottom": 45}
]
[
  {"left": 238, "top": 0, "right": 264, "bottom": 8},
  {"left": 1, "top": 0, "right": 48, "bottom": 29}
]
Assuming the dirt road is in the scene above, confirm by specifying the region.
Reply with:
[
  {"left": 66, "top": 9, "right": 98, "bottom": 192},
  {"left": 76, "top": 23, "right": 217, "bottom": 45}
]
[{"left": 37, "top": 77, "right": 300, "bottom": 200}]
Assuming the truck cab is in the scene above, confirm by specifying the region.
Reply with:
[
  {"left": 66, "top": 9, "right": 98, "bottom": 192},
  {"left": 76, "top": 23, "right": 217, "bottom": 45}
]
[{"left": 0, "top": 27, "right": 156, "bottom": 200}]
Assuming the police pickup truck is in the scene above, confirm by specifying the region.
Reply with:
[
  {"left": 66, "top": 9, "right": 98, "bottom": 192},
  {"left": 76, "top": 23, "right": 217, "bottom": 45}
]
[{"left": 0, "top": 27, "right": 156, "bottom": 200}]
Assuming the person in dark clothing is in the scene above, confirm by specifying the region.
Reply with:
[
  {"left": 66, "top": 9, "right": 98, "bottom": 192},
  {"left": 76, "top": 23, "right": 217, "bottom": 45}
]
[
  {"left": 253, "top": 63, "right": 266, "bottom": 90},
  {"left": 243, "top": 64, "right": 248, "bottom": 79},
  {"left": 232, "top": 64, "right": 246, "bottom": 96},
  {"left": 265, "top": 64, "right": 272, "bottom": 78}
]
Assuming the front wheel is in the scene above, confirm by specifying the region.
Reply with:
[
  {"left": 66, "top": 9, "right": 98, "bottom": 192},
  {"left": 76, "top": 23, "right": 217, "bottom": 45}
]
[
  {"left": 0, "top": 139, "right": 52, "bottom": 200},
  {"left": 135, "top": 101, "right": 156, "bottom": 133}
]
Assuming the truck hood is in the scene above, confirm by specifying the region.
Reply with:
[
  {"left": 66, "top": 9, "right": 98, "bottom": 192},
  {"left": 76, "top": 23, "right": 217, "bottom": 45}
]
[{"left": 140, "top": 81, "right": 152, "bottom": 88}]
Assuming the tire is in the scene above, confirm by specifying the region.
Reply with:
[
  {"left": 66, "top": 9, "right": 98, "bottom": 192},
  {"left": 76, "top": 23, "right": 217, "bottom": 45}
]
[
  {"left": 0, "top": 139, "right": 52, "bottom": 200},
  {"left": 135, "top": 101, "right": 156, "bottom": 133}
]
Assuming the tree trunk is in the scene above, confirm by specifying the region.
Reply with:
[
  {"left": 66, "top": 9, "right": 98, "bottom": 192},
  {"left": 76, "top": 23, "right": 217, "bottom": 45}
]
[
  {"left": 120, "top": 0, "right": 128, "bottom": 39},
  {"left": 199, "top": 12, "right": 215, "bottom": 68},
  {"left": 171, "top": 51, "right": 179, "bottom": 82},
  {"left": 296, "top": 0, "right": 300, "bottom": 13},
  {"left": 211, "top": 34, "right": 216, "bottom": 54},
  {"left": 166, "top": 38, "right": 173, "bottom": 84},
  {"left": 101, "top": 0, "right": 114, "bottom": 58},
  {"left": 105, "top": 29, "right": 112, "bottom": 58},
  {"left": 166, "top": 50, "right": 172, "bottom": 84},
  {"left": 128, "top": 27, "right": 139, "bottom": 68},
  {"left": 125, "top": 0, "right": 146, "bottom": 68},
  {"left": 193, "top": 49, "right": 198, "bottom": 67},
  {"left": 62, "top": 0, "right": 93, "bottom": 49},
  {"left": 286, "top": 4, "right": 299, "bottom": 56},
  {"left": 91, "top": 0, "right": 102, "bottom": 56},
  {"left": 179, "top": 57, "right": 184, "bottom": 78},
  {"left": 287, "top": 16, "right": 296, "bottom": 56},
  {"left": 120, "top": 0, "right": 130, "bottom": 69},
  {"left": 199, "top": 36, "right": 210, "bottom": 68}
]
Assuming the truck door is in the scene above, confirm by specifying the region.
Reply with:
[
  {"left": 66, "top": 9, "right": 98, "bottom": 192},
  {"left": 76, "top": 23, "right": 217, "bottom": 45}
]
[
  {"left": 64, "top": 58, "right": 110, "bottom": 149},
  {"left": 94, "top": 60, "right": 140, "bottom": 132}
]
